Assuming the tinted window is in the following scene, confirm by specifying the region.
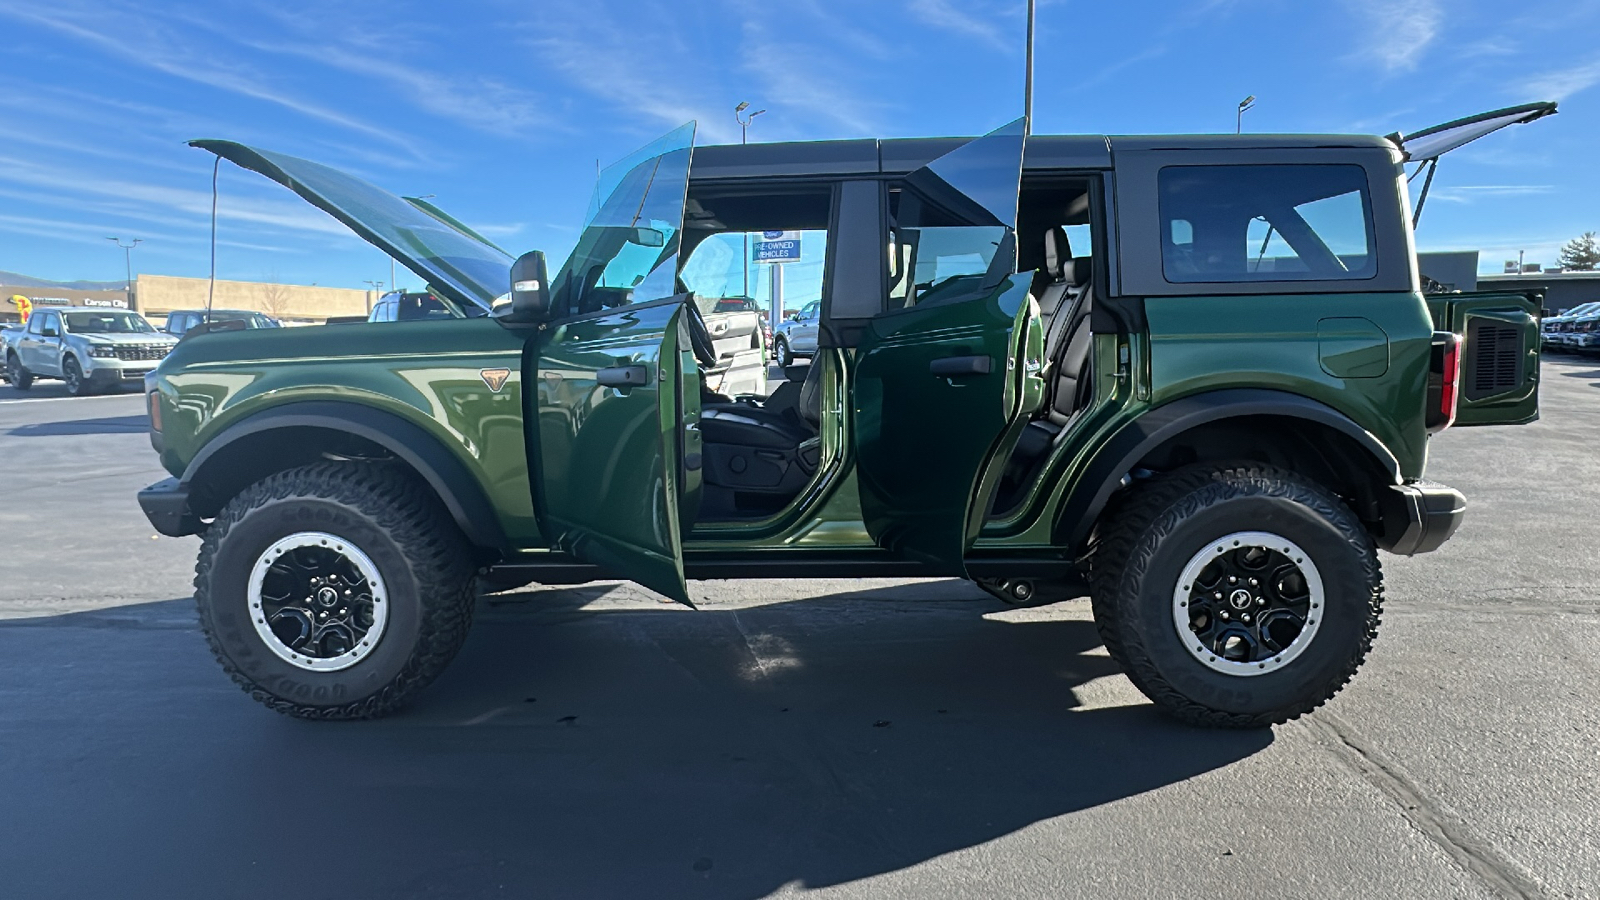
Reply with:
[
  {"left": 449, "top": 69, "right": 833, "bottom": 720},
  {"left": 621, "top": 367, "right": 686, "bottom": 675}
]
[{"left": 1159, "top": 165, "right": 1376, "bottom": 283}]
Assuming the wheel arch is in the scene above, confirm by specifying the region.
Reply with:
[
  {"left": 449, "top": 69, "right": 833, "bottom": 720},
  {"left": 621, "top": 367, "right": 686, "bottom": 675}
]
[
  {"left": 181, "top": 400, "right": 508, "bottom": 557},
  {"left": 1056, "top": 389, "right": 1402, "bottom": 552}
]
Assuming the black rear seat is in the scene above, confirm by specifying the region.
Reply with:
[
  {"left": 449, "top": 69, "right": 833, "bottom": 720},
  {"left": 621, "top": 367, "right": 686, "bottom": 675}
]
[{"left": 1013, "top": 229, "right": 1094, "bottom": 463}]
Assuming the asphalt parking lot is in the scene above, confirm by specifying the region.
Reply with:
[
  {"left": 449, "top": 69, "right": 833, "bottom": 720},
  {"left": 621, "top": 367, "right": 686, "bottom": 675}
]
[{"left": 1, "top": 361, "right": 1597, "bottom": 900}]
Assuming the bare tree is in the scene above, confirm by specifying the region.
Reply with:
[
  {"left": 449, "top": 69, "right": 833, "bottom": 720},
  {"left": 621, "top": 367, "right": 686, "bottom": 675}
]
[{"left": 259, "top": 277, "right": 292, "bottom": 319}]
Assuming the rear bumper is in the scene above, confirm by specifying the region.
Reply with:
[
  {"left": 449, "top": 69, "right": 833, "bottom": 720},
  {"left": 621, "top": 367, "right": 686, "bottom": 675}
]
[
  {"left": 1378, "top": 481, "right": 1465, "bottom": 556},
  {"left": 138, "top": 477, "right": 203, "bottom": 537}
]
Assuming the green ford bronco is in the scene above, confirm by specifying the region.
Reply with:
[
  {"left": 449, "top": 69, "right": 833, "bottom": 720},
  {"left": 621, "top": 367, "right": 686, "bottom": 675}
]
[{"left": 140, "top": 103, "right": 1554, "bottom": 727}]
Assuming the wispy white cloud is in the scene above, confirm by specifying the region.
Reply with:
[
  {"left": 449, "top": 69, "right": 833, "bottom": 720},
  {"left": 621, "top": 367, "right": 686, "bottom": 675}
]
[
  {"left": 905, "top": 0, "right": 1011, "bottom": 53},
  {"left": 0, "top": 1, "right": 428, "bottom": 160},
  {"left": 1429, "top": 184, "right": 1556, "bottom": 203},
  {"left": 735, "top": 19, "right": 888, "bottom": 137},
  {"left": 1344, "top": 0, "right": 1442, "bottom": 73},
  {"left": 1519, "top": 57, "right": 1600, "bottom": 101},
  {"left": 0, "top": 153, "right": 353, "bottom": 238}
]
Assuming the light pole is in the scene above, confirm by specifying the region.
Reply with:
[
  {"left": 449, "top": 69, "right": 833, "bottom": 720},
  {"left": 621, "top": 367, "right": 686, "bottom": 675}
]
[
  {"left": 1025, "top": 0, "right": 1036, "bottom": 135},
  {"left": 1236, "top": 95, "right": 1256, "bottom": 134},
  {"left": 106, "top": 236, "right": 142, "bottom": 309},
  {"left": 364, "top": 280, "right": 385, "bottom": 314},
  {"left": 735, "top": 102, "right": 767, "bottom": 302}
]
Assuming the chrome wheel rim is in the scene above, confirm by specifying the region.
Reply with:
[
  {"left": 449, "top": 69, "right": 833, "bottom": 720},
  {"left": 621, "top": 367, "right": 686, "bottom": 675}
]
[
  {"left": 248, "top": 531, "right": 388, "bottom": 672},
  {"left": 1172, "top": 531, "right": 1324, "bottom": 677}
]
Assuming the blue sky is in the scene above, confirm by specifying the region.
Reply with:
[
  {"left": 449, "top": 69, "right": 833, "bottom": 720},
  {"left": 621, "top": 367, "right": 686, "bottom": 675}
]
[{"left": 0, "top": 0, "right": 1595, "bottom": 290}]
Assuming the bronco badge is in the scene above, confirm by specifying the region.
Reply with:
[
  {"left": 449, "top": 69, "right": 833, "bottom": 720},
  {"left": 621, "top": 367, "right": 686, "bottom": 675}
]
[{"left": 479, "top": 367, "right": 511, "bottom": 393}]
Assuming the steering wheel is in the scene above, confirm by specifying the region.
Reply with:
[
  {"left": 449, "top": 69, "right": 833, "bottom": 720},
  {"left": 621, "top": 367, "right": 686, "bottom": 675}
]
[{"left": 682, "top": 296, "right": 719, "bottom": 368}]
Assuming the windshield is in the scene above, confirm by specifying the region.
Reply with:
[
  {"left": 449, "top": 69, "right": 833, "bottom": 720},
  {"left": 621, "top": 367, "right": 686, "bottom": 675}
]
[
  {"left": 62, "top": 311, "right": 155, "bottom": 334},
  {"left": 551, "top": 122, "right": 695, "bottom": 318},
  {"left": 191, "top": 140, "right": 509, "bottom": 316}
]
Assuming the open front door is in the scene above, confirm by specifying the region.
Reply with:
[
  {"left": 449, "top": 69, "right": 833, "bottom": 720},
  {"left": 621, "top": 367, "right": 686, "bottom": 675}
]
[
  {"left": 527, "top": 124, "right": 699, "bottom": 605},
  {"left": 853, "top": 118, "right": 1031, "bottom": 575}
]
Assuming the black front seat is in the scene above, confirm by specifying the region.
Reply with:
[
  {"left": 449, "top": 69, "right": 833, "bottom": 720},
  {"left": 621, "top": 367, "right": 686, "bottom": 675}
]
[{"left": 697, "top": 361, "right": 825, "bottom": 517}]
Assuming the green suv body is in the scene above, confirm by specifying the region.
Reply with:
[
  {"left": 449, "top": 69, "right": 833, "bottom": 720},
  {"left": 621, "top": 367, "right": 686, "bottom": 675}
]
[{"left": 140, "top": 104, "right": 1553, "bottom": 726}]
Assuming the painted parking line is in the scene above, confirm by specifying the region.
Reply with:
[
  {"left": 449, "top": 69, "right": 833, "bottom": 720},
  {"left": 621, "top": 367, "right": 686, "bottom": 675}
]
[{"left": 0, "top": 393, "right": 142, "bottom": 405}]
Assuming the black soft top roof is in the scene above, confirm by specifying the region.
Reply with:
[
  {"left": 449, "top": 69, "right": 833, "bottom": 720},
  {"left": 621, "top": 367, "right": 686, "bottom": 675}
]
[{"left": 688, "top": 133, "right": 1397, "bottom": 181}]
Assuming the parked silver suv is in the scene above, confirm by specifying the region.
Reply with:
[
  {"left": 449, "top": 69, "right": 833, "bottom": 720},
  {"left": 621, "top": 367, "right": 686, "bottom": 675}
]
[{"left": 5, "top": 308, "right": 176, "bottom": 395}]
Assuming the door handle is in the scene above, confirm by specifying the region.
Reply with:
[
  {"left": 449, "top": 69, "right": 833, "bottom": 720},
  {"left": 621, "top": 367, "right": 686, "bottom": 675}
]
[
  {"left": 929, "top": 355, "right": 992, "bottom": 377},
  {"left": 596, "top": 364, "right": 649, "bottom": 388}
]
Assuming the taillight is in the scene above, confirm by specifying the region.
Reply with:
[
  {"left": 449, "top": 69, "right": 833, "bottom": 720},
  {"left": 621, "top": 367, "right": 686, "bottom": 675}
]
[{"left": 1427, "top": 331, "right": 1461, "bottom": 433}]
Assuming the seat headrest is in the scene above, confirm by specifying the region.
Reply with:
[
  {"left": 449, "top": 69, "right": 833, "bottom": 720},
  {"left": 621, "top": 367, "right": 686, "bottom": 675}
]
[
  {"left": 1043, "top": 227, "right": 1071, "bottom": 281},
  {"left": 1062, "top": 256, "right": 1092, "bottom": 289}
]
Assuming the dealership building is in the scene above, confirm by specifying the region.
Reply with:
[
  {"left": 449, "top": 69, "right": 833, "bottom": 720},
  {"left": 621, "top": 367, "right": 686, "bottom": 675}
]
[{"left": 3, "top": 275, "right": 376, "bottom": 325}]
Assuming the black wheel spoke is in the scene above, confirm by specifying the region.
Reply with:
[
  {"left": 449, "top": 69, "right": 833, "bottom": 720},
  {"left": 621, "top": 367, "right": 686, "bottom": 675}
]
[{"left": 1176, "top": 533, "right": 1322, "bottom": 673}]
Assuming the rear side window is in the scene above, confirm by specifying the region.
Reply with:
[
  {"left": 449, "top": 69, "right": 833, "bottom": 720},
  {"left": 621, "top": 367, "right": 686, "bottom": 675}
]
[{"left": 1159, "top": 165, "right": 1376, "bottom": 284}]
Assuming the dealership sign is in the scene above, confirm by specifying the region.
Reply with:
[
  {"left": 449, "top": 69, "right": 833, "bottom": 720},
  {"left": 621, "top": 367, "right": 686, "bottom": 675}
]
[{"left": 752, "top": 230, "right": 802, "bottom": 264}]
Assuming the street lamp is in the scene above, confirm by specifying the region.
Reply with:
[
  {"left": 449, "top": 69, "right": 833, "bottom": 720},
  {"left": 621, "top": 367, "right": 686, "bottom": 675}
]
[
  {"left": 106, "top": 236, "right": 142, "bottom": 308},
  {"left": 1237, "top": 95, "right": 1256, "bottom": 134},
  {"left": 363, "top": 280, "right": 385, "bottom": 314},
  {"left": 736, "top": 102, "right": 768, "bottom": 301}
]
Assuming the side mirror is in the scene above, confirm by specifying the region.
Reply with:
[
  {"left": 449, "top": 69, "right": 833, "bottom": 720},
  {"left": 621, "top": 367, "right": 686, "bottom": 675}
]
[
  {"left": 496, "top": 250, "right": 551, "bottom": 325},
  {"left": 41, "top": 325, "right": 59, "bottom": 338}
]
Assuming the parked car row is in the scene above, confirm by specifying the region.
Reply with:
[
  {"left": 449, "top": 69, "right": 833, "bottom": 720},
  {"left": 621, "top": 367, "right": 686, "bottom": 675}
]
[
  {"left": 1, "top": 307, "right": 279, "bottom": 394},
  {"left": 1541, "top": 301, "right": 1600, "bottom": 351}
]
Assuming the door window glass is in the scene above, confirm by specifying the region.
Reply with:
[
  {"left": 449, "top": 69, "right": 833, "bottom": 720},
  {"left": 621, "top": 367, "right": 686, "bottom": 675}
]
[
  {"left": 886, "top": 118, "right": 1025, "bottom": 309},
  {"left": 1159, "top": 164, "right": 1376, "bottom": 283},
  {"left": 552, "top": 122, "right": 695, "bottom": 318}
]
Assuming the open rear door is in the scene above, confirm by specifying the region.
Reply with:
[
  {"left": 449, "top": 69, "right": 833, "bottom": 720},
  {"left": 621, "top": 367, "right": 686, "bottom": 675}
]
[
  {"left": 853, "top": 118, "right": 1032, "bottom": 575},
  {"left": 526, "top": 123, "right": 700, "bottom": 605}
]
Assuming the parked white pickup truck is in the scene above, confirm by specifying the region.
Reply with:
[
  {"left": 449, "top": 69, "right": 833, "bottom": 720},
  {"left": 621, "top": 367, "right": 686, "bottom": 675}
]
[{"left": 4, "top": 308, "right": 177, "bottom": 395}]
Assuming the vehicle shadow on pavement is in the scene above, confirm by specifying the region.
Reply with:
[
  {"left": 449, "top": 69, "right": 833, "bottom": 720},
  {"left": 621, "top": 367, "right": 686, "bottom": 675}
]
[
  {"left": 0, "top": 584, "right": 1271, "bottom": 900},
  {"left": 7, "top": 414, "right": 148, "bottom": 436}
]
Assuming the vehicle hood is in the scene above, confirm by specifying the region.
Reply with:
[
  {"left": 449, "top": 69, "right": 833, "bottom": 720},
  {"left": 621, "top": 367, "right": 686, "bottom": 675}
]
[
  {"left": 189, "top": 140, "right": 511, "bottom": 315},
  {"left": 76, "top": 333, "right": 177, "bottom": 345}
]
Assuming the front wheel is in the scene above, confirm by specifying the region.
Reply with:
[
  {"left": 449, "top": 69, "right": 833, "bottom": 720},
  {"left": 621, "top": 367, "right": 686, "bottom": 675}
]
[
  {"left": 194, "top": 463, "right": 478, "bottom": 719},
  {"left": 1090, "top": 464, "right": 1382, "bottom": 728},
  {"left": 6, "top": 354, "right": 32, "bottom": 390},
  {"left": 63, "top": 356, "right": 91, "bottom": 396}
]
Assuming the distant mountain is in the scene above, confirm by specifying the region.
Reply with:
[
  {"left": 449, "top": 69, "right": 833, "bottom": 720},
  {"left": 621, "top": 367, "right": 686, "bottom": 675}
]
[{"left": 0, "top": 270, "right": 126, "bottom": 291}]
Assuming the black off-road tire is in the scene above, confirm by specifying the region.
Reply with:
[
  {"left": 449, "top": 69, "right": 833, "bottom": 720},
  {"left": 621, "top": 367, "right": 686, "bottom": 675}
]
[
  {"left": 6, "top": 353, "right": 32, "bottom": 390},
  {"left": 194, "top": 462, "right": 478, "bottom": 719},
  {"left": 63, "top": 356, "right": 91, "bottom": 396},
  {"left": 1089, "top": 464, "right": 1382, "bottom": 728}
]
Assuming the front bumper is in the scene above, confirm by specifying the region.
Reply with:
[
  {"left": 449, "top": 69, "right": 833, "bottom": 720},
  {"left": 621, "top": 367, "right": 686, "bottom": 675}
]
[
  {"left": 1378, "top": 481, "right": 1465, "bottom": 556},
  {"left": 138, "top": 477, "right": 203, "bottom": 537}
]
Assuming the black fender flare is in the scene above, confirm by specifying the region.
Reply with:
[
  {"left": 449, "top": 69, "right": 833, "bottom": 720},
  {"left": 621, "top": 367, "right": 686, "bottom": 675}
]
[
  {"left": 1055, "top": 388, "right": 1402, "bottom": 551},
  {"left": 182, "top": 400, "right": 509, "bottom": 554}
]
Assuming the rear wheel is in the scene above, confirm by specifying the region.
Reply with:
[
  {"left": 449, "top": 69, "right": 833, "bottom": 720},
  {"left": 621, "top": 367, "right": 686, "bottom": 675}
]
[
  {"left": 195, "top": 462, "right": 478, "bottom": 719},
  {"left": 6, "top": 353, "right": 32, "bottom": 390},
  {"left": 1090, "top": 464, "right": 1382, "bottom": 728},
  {"left": 774, "top": 336, "right": 792, "bottom": 367}
]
